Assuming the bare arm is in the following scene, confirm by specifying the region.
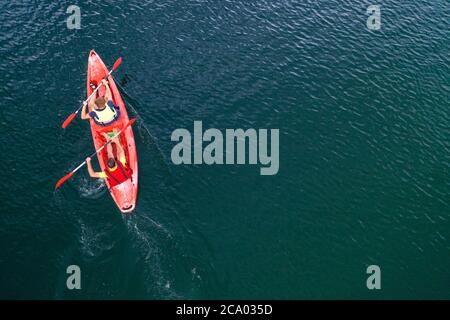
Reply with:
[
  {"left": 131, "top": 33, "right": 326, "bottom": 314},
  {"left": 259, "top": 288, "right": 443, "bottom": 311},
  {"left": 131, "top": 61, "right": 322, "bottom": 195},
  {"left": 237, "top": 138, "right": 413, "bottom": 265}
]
[
  {"left": 102, "top": 79, "right": 113, "bottom": 102},
  {"left": 86, "top": 157, "right": 105, "bottom": 179},
  {"left": 81, "top": 101, "right": 90, "bottom": 120},
  {"left": 81, "top": 94, "right": 97, "bottom": 120}
]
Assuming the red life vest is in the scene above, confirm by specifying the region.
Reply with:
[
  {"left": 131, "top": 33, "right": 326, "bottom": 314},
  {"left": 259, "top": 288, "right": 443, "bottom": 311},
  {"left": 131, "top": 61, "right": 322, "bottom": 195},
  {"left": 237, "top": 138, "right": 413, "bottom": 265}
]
[{"left": 104, "top": 160, "right": 132, "bottom": 187}]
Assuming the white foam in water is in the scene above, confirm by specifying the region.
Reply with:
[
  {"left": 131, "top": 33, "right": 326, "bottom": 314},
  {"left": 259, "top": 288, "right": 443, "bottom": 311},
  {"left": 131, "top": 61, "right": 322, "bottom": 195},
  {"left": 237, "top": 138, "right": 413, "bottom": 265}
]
[
  {"left": 125, "top": 216, "right": 182, "bottom": 298},
  {"left": 79, "top": 220, "right": 96, "bottom": 257},
  {"left": 78, "top": 218, "right": 115, "bottom": 258},
  {"left": 78, "top": 177, "right": 107, "bottom": 199}
]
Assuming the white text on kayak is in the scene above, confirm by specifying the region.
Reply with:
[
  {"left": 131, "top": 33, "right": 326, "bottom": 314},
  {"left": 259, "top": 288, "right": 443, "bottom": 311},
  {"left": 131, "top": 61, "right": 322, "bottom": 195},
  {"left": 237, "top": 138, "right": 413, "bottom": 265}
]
[{"left": 171, "top": 121, "right": 279, "bottom": 175}]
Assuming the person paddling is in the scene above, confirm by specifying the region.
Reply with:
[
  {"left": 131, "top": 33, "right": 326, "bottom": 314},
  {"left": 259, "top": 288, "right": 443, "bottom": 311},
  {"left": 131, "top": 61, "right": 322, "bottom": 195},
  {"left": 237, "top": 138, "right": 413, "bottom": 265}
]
[
  {"left": 86, "top": 136, "right": 132, "bottom": 187},
  {"left": 81, "top": 78, "right": 125, "bottom": 159},
  {"left": 81, "top": 78, "right": 121, "bottom": 128}
]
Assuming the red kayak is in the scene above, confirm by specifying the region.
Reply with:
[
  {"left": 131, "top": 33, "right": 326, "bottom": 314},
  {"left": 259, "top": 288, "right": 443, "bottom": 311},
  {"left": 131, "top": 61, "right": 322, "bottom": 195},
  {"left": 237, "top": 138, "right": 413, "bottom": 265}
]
[{"left": 87, "top": 50, "right": 138, "bottom": 213}]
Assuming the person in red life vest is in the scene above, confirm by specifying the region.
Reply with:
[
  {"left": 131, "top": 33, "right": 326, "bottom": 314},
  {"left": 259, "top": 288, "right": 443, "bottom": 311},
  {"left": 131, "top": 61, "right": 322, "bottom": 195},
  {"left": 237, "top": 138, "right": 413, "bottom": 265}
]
[{"left": 85, "top": 140, "right": 132, "bottom": 187}]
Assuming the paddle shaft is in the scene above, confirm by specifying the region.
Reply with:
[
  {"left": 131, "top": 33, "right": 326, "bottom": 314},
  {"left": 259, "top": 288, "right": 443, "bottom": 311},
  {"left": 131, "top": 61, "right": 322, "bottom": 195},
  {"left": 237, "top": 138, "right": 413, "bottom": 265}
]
[
  {"left": 70, "top": 139, "right": 109, "bottom": 175},
  {"left": 75, "top": 125, "right": 130, "bottom": 175},
  {"left": 55, "top": 118, "right": 136, "bottom": 189},
  {"left": 74, "top": 70, "right": 114, "bottom": 115}
]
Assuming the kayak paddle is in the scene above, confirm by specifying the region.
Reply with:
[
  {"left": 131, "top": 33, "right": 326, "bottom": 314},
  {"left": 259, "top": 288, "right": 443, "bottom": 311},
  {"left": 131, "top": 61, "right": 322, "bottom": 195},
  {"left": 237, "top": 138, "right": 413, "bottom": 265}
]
[
  {"left": 61, "top": 57, "right": 123, "bottom": 129},
  {"left": 55, "top": 118, "right": 137, "bottom": 189}
]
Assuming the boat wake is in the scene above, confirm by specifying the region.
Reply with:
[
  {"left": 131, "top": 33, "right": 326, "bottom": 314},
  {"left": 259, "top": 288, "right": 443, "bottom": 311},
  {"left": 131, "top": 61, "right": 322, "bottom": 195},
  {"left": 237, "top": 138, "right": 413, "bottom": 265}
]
[
  {"left": 124, "top": 214, "right": 183, "bottom": 299},
  {"left": 77, "top": 176, "right": 107, "bottom": 199}
]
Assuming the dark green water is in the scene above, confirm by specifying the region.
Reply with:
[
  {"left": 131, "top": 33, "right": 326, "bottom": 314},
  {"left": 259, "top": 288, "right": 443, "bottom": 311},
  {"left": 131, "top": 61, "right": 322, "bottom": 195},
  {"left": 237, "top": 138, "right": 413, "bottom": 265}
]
[{"left": 0, "top": 0, "right": 449, "bottom": 299}]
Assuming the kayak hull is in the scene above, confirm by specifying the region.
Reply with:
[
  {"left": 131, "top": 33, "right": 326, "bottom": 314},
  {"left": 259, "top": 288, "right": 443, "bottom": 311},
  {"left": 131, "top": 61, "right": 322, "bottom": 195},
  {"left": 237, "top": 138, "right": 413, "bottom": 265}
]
[{"left": 87, "top": 50, "right": 138, "bottom": 213}]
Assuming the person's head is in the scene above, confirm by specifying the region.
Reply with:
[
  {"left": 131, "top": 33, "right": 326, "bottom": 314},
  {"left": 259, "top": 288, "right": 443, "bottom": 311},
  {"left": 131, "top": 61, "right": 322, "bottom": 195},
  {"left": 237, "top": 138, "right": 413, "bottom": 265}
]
[
  {"left": 94, "top": 97, "right": 107, "bottom": 110},
  {"left": 107, "top": 158, "right": 116, "bottom": 169}
]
